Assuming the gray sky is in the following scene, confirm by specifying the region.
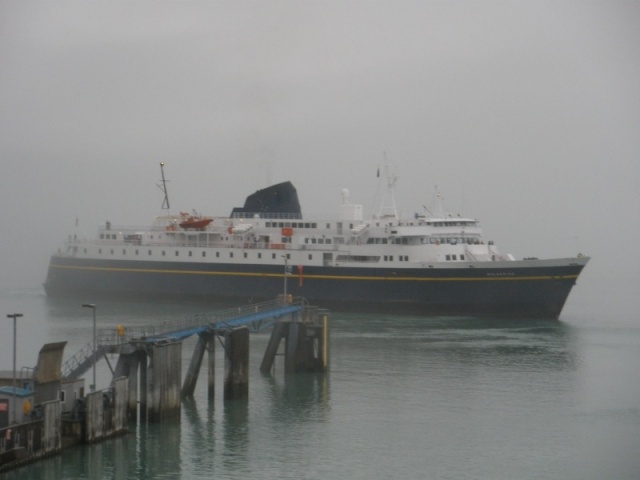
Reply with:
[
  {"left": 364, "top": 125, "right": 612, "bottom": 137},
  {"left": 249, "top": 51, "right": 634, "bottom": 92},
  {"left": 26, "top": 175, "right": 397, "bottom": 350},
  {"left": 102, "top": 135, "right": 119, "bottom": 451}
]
[{"left": 1, "top": 0, "right": 639, "bottom": 290}]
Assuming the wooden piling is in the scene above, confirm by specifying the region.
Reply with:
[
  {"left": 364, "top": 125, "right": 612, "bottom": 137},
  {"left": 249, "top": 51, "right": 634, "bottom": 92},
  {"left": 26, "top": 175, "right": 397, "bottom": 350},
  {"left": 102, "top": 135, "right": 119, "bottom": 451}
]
[
  {"left": 207, "top": 333, "right": 215, "bottom": 401},
  {"left": 112, "top": 352, "right": 139, "bottom": 419},
  {"left": 284, "top": 310, "right": 330, "bottom": 373},
  {"left": 259, "top": 321, "right": 287, "bottom": 374},
  {"left": 181, "top": 334, "right": 208, "bottom": 398},
  {"left": 284, "top": 322, "right": 302, "bottom": 374},
  {"left": 224, "top": 327, "right": 249, "bottom": 401},
  {"left": 138, "top": 351, "right": 148, "bottom": 421},
  {"left": 148, "top": 341, "right": 182, "bottom": 422},
  {"left": 126, "top": 354, "right": 139, "bottom": 419}
]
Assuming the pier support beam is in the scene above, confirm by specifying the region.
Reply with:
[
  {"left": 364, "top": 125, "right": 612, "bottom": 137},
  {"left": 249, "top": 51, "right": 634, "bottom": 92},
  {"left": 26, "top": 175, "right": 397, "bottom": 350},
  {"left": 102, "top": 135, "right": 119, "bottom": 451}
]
[
  {"left": 112, "top": 351, "right": 139, "bottom": 419},
  {"left": 207, "top": 333, "right": 215, "bottom": 401},
  {"left": 181, "top": 333, "right": 209, "bottom": 398},
  {"left": 138, "top": 351, "right": 148, "bottom": 422},
  {"left": 261, "top": 310, "right": 330, "bottom": 375},
  {"left": 224, "top": 327, "right": 249, "bottom": 401},
  {"left": 259, "top": 321, "right": 287, "bottom": 374},
  {"left": 148, "top": 341, "right": 182, "bottom": 422}
]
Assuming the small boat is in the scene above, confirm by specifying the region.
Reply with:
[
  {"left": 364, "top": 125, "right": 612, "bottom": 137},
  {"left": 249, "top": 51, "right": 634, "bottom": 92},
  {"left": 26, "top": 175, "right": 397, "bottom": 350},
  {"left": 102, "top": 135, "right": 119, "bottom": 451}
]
[{"left": 178, "top": 212, "right": 213, "bottom": 230}]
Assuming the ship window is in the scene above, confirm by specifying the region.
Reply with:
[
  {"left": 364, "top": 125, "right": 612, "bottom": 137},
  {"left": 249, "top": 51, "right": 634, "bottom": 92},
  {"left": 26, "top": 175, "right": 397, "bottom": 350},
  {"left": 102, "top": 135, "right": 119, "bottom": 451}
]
[
  {"left": 286, "top": 254, "right": 291, "bottom": 259},
  {"left": 135, "top": 250, "right": 139, "bottom": 255},
  {"left": 305, "top": 223, "right": 311, "bottom": 228},
  {"left": 452, "top": 255, "right": 457, "bottom": 260},
  {"left": 244, "top": 252, "right": 248, "bottom": 258},
  {"left": 326, "top": 239, "right": 332, "bottom": 244},
  {"left": 202, "top": 252, "right": 206, "bottom": 257},
  {"left": 308, "top": 254, "right": 313, "bottom": 260},
  {"left": 230, "top": 252, "right": 234, "bottom": 258},
  {"left": 446, "top": 255, "right": 451, "bottom": 261},
  {"left": 162, "top": 251, "right": 166, "bottom": 256},
  {"left": 460, "top": 255, "right": 465, "bottom": 261},
  {"left": 389, "top": 255, "right": 394, "bottom": 261},
  {"left": 312, "top": 238, "right": 316, "bottom": 244},
  {"left": 84, "top": 248, "right": 87, "bottom": 254},
  {"left": 100, "top": 234, "right": 104, "bottom": 239},
  {"left": 110, "top": 249, "right": 114, "bottom": 255},
  {"left": 188, "top": 251, "right": 192, "bottom": 257},
  {"left": 272, "top": 253, "right": 276, "bottom": 259},
  {"left": 258, "top": 253, "right": 262, "bottom": 259},
  {"left": 216, "top": 252, "right": 220, "bottom": 258},
  {"left": 148, "top": 250, "right": 152, "bottom": 256},
  {"left": 175, "top": 251, "right": 179, "bottom": 256},
  {"left": 122, "top": 249, "right": 126, "bottom": 255}
]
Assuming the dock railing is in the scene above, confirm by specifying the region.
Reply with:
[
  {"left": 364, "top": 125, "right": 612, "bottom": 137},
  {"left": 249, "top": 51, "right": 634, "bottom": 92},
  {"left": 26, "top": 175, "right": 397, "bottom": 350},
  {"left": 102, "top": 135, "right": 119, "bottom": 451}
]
[{"left": 61, "top": 297, "right": 308, "bottom": 380}]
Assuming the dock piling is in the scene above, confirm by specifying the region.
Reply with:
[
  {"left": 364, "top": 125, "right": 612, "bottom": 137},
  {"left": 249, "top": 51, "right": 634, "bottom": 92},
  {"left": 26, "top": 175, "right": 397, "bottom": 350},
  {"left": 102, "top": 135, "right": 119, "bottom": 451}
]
[{"left": 224, "top": 327, "right": 249, "bottom": 401}]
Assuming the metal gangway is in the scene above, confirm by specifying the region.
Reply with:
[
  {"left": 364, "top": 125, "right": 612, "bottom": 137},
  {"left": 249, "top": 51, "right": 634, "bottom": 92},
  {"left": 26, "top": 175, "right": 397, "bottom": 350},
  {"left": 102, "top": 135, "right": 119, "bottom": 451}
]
[{"left": 62, "top": 297, "right": 308, "bottom": 380}]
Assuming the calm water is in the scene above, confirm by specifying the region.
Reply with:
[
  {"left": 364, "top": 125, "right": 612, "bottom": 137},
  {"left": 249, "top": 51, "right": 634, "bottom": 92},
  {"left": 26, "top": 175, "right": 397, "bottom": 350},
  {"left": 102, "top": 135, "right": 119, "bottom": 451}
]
[{"left": 1, "top": 283, "right": 639, "bottom": 480}]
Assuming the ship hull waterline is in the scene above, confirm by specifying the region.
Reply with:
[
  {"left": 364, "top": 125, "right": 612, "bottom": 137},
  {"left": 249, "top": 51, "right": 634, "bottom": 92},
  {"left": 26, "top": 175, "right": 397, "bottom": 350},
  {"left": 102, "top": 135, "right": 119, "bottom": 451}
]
[{"left": 44, "top": 256, "right": 587, "bottom": 319}]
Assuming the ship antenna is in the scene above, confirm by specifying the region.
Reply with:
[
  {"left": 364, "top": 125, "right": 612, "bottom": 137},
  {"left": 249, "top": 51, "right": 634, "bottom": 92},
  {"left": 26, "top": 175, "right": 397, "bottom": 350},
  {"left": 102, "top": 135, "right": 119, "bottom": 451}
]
[
  {"left": 158, "top": 162, "right": 170, "bottom": 210},
  {"left": 377, "top": 161, "right": 399, "bottom": 219}
]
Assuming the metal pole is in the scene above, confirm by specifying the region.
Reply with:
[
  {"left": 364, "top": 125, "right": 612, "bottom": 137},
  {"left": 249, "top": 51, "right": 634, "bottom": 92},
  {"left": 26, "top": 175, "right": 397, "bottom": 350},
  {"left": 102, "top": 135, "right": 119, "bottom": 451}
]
[
  {"left": 7, "top": 313, "right": 23, "bottom": 424},
  {"left": 282, "top": 255, "right": 288, "bottom": 303},
  {"left": 82, "top": 304, "right": 97, "bottom": 392}
]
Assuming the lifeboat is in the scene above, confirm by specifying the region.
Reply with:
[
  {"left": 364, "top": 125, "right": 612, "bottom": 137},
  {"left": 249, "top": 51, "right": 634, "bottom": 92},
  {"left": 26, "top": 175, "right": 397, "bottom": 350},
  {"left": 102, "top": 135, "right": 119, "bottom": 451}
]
[{"left": 179, "top": 213, "right": 213, "bottom": 230}]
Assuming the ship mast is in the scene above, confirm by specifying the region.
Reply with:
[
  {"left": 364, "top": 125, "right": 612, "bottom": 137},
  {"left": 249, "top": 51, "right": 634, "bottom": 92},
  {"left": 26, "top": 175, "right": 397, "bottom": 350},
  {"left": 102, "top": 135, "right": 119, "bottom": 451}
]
[
  {"left": 158, "top": 162, "right": 170, "bottom": 210},
  {"left": 376, "top": 162, "right": 399, "bottom": 219}
]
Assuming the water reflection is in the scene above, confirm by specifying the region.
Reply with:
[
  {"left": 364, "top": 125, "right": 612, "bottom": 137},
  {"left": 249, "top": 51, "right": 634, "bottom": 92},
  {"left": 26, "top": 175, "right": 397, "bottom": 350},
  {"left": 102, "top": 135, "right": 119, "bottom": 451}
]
[
  {"left": 262, "top": 373, "right": 331, "bottom": 424},
  {"left": 332, "top": 313, "right": 578, "bottom": 373}
]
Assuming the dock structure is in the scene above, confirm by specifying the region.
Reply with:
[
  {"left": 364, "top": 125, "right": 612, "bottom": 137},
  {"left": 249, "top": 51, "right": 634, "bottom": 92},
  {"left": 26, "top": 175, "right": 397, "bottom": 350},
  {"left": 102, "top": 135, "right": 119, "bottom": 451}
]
[{"left": 60, "top": 297, "right": 330, "bottom": 422}]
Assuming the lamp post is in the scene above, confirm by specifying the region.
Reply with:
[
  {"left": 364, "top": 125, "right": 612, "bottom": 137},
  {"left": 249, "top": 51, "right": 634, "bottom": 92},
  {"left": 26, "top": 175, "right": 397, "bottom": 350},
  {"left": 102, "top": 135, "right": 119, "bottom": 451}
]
[
  {"left": 82, "top": 304, "right": 97, "bottom": 392},
  {"left": 6, "top": 313, "right": 23, "bottom": 424}
]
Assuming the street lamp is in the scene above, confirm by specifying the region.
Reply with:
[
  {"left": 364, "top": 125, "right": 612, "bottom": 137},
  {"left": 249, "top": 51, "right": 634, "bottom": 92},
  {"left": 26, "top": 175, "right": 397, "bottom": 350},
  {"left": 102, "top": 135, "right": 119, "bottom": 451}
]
[
  {"left": 82, "top": 304, "right": 97, "bottom": 392},
  {"left": 6, "top": 313, "right": 23, "bottom": 424}
]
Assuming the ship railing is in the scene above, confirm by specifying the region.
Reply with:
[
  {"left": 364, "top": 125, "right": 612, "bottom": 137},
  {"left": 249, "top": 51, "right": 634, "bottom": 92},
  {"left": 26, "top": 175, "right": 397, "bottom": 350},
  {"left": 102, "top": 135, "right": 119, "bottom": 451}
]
[{"left": 230, "top": 212, "right": 303, "bottom": 220}]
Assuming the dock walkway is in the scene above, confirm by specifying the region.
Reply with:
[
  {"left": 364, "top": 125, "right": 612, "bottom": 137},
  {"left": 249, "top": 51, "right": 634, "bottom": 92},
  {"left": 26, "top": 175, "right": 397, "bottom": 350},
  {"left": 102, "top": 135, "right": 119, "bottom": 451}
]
[{"left": 62, "top": 298, "right": 307, "bottom": 380}]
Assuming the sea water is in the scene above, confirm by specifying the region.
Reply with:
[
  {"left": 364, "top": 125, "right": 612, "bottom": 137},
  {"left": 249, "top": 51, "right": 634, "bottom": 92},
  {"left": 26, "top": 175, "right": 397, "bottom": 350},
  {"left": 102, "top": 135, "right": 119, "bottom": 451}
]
[{"left": 0, "top": 281, "right": 639, "bottom": 480}]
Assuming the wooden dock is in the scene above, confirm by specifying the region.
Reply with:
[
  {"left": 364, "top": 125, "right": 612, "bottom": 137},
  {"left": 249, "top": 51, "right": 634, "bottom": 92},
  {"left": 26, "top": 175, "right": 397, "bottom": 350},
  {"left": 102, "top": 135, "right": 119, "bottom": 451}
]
[
  {"left": 0, "top": 297, "right": 330, "bottom": 472},
  {"left": 62, "top": 296, "right": 330, "bottom": 421}
]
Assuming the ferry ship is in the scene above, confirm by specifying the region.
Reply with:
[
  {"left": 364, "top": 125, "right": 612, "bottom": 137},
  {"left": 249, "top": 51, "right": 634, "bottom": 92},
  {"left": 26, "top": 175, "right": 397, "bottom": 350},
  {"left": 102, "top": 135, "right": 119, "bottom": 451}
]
[{"left": 44, "top": 166, "right": 589, "bottom": 318}]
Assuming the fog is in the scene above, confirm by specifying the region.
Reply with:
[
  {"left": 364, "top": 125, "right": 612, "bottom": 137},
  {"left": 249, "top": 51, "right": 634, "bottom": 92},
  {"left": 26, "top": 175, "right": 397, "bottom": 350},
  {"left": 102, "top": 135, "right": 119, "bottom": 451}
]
[{"left": 1, "top": 1, "right": 639, "bottom": 295}]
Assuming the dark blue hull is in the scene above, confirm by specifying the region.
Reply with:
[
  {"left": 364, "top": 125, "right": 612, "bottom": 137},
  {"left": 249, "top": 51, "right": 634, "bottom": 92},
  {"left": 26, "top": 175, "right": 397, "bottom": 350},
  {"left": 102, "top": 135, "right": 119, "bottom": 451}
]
[{"left": 44, "top": 255, "right": 587, "bottom": 319}]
